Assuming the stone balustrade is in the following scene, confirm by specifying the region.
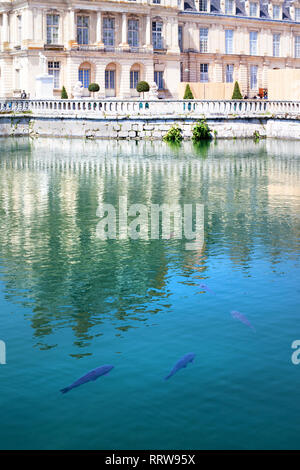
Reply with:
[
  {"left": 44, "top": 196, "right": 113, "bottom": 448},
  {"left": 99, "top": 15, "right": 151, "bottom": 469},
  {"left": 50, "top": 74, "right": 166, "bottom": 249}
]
[{"left": 1, "top": 99, "right": 300, "bottom": 119}]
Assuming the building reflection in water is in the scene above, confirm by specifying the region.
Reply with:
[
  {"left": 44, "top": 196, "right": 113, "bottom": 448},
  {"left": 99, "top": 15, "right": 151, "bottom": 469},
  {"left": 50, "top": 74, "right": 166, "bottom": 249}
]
[{"left": 0, "top": 137, "right": 299, "bottom": 356}]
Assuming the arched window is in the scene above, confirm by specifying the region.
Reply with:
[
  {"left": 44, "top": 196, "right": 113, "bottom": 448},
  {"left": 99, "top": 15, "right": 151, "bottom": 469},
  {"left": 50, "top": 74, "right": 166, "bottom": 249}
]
[
  {"left": 78, "top": 62, "right": 91, "bottom": 88},
  {"left": 130, "top": 64, "right": 141, "bottom": 90},
  {"left": 105, "top": 63, "right": 117, "bottom": 97}
]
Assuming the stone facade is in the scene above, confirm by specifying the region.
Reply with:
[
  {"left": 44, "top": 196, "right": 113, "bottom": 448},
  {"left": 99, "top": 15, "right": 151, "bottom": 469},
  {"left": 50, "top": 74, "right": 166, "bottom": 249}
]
[{"left": 1, "top": 0, "right": 300, "bottom": 99}]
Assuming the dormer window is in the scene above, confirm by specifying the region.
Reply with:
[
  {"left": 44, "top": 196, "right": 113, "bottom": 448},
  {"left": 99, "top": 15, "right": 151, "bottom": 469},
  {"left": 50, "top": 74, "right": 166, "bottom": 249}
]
[
  {"left": 249, "top": 2, "right": 258, "bottom": 17},
  {"left": 199, "top": 0, "right": 208, "bottom": 11},
  {"left": 225, "top": 0, "right": 234, "bottom": 14},
  {"left": 295, "top": 7, "right": 300, "bottom": 21},
  {"left": 273, "top": 4, "right": 281, "bottom": 19}
]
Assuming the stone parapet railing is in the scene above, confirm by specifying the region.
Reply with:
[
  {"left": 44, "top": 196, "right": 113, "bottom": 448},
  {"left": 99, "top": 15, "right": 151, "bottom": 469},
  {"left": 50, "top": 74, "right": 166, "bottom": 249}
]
[{"left": 1, "top": 99, "right": 300, "bottom": 119}]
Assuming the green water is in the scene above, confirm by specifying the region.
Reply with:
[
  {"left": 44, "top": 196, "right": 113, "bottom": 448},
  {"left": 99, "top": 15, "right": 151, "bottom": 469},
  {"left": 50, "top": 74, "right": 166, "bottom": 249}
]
[{"left": 0, "top": 137, "right": 299, "bottom": 450}]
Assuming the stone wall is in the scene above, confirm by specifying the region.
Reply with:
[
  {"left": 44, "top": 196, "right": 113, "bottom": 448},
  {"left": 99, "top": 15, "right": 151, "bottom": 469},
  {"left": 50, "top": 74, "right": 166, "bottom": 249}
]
[
  {"left": 0, "top": 114, "right": 299, "bottom": 140},
  {"left": 0, "top": 114, "right": 268, "bottom": 139}
]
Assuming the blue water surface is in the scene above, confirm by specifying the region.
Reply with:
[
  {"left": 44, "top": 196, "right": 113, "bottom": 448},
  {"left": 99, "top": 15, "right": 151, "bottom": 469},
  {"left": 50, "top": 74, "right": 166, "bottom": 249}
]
[{"left": 0, "top": 137, "right": 299, "bottom": 450}]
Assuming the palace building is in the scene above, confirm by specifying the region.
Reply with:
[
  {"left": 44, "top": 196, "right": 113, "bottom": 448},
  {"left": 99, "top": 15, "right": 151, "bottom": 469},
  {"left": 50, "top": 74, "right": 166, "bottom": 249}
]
[{"left": 0, "top": 0, "right": 300, "bottom": 99}]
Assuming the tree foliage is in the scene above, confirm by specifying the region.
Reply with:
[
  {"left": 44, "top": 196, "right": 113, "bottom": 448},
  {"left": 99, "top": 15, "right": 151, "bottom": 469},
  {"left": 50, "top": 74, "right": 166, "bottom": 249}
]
[
  {"left": 192, "top": 119, "right": 212, "bottom": 142},
  {"left": 183, "top": 84, "right": 194, "bottom": 99},
  {"left": 232, "top": 81, "right": 243, "bottom": 99},
  {"left": 61, "top": 86, "right": 68, "bottom": 99},
  {"left": 88, "top": 83, "right": 100, "bottom": 93},
  {"left": 136, "top": 81, "right": 150, "bottom": 93},
  {"left": 163, "top": 125, "right": 183, "bottom": 143}
]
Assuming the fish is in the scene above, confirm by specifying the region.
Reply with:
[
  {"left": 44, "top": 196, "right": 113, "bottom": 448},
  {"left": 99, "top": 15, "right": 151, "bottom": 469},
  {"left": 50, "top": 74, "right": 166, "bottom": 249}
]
[
  {"left": 60, "top": 365, "right": 114, "bottom": 394},
  {"left": 199, "top": 283, "right": 215, "bottom": 294},
  {"left": 231, "top": 310, "right": 256, "bottom": 331},
  {"left": 165, "top": 353, "right": 195, "bottom": 380}
]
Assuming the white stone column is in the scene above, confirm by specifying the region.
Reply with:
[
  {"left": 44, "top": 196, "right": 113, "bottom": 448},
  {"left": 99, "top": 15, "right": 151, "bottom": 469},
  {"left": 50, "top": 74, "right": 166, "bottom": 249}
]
[
  {"left": 33, "top": 9, "right": 40, "bottom": 41},
  {"left": 262, "top": 61, "right": 269, "bottom": 89},
  {"left": 69, "top": 9, "right": 76, "bottom": 45},
  {"left": 2, "top": 12, "right": 9, "bottom": 46},
  {"left": 172, "top": 17, "right": 180, "bottom": 53},
  {"left": 166, "top": 19, "right": 172, "bottom": 50},
  {"left": 119, "top": 63, "right": 131, "bottom": 98},
  {"left": 96, "top": 11, "right": 103, "bottom": 44},
  {"left": 95, "top": 61, "right": 105, "bottom": 98},
  {"left": 144, "top": 15, "right": 151, "bottom": 47},
  {"left": 238, "top": 62, "right": 248, "bottom": 94},
  {"left": 167, "top": 17, "right": 180, "bottom": 53},
  {"left": 24, "top": 8, "right": 33, "bottom": 41},
  {"left": 120, "top": 13, "right": 128, "bottom": 46}
]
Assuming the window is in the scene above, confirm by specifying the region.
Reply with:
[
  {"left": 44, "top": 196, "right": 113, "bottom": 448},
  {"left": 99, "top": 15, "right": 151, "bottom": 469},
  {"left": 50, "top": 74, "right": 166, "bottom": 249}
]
[
  {"left": 273, "top": 33, "right": 280, "bottom": 57},
  {"left": 273, "top": 5, "right": 281, "bottom": 19},
  {"left": 78, "top": 68, "right": 90, "bottom": 88},
  {"left": 153, "top": 0, "right": 161, "bottom": 3},
  {"left": 152, "top": 21, "right": 163, "bottom": 49},
  {"left": 178, "top": 25, "right": 183, "bottom": 51},
  {"left": 47, "top": 14, "right": 59, "bottom": 44},
  {"left": 103, "top": 18, "right": 115, "bottom": 46},
  {"left": 295, "top": 36, "right": 300, "bottom": 58},
  {"left": 130, "top": 70, "right": 139, "bottom": 89},
  {"left": 250, "top": 65, "right": 258, "bottom": 89},
  {"left": 225, "top": 29, "right": 234, "bottom": 54},
  {"left": 48, "top": 61, "right": 60, "bottom": 88},
  {"left": 17, "top": 15, "right": 22, "bottom": 45},
  {"left": 77, "top": 16, "right": 89, "bottom": 45},
  {"left": 200, "top": 63, "right": 208, "bottom": 82},
  {"left": 249, "top": 2, "right": 258, "bottom": 17},
  {"left": 295, "top": 8, "right": 300, "bottom": 21},
  {"left": 105, "top": 70, "right": 115, "bottom": 89},
  {"left": 128, "top": 19, "right": 139, "bottom": 47},
  {"left": 154, "top": 71, "right": 164, "bottom": 89},
  {"left": 200, "top": 28, "right": 208, "bottom": 52},
  {"left": 226, "top": 64, "right": 234, "bottom": 82},
  {"left": 199, "top": 0, "right": 208, "bottom": 11},
  {"left": 225, "top": 0, "right": 234, "bottom": 15},
  {"left": 249, "top": 31, "right": 258, "bottom": 55}
]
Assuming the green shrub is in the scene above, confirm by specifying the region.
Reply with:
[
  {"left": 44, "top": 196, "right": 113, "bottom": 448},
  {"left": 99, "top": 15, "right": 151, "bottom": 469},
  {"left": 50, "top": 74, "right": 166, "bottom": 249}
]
[
  {"left": 232, "top": 81, "right": 243, "bottom": 100},
  {"left": 253, "top": 130, "right": 260, "bottom": 142},
  {"left": 136, "top": 81, "right": 150, "bottom": 98},
  {"left": 183, "top": 84, "right": 194, "bottom": 99},
  {"left": 192, "top": 119, "right": 212, "bottom": 142},
  {"left": 61, "top": 86, "right": 68, "bottom": 99},
  {"left": 163, "top": 125, "right": 183, "bottom": 143},
  {"left": 88, "top": 83, "right": 100, "bottom": 97}
]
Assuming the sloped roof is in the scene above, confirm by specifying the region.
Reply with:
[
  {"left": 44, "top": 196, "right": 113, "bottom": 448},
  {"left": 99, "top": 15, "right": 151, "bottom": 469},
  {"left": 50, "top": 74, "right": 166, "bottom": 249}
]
[{"left": 183, "top": 0, "right": 295, "bottom": 21}]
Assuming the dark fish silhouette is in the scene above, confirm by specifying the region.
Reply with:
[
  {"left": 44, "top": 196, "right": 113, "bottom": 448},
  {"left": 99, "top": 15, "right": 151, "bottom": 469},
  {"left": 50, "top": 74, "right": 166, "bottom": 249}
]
[
  {"left": 231, "top": 310, "right": 256, "bottom": 331},
  {"left": 199, "top": 283, "right": 215, "bottom": 294},
  {"left": 60, "top": 365, "right": 114, "bottom": 394},
  {"left": 165, "top": 353, "right": 195, "bottom": 380}
]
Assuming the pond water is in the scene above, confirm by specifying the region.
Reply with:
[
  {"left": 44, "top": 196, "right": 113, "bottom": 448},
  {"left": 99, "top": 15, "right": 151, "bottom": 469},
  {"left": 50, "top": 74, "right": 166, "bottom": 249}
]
[{"left": 0, "top": 138, "right": 299, "bottom": 450}]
